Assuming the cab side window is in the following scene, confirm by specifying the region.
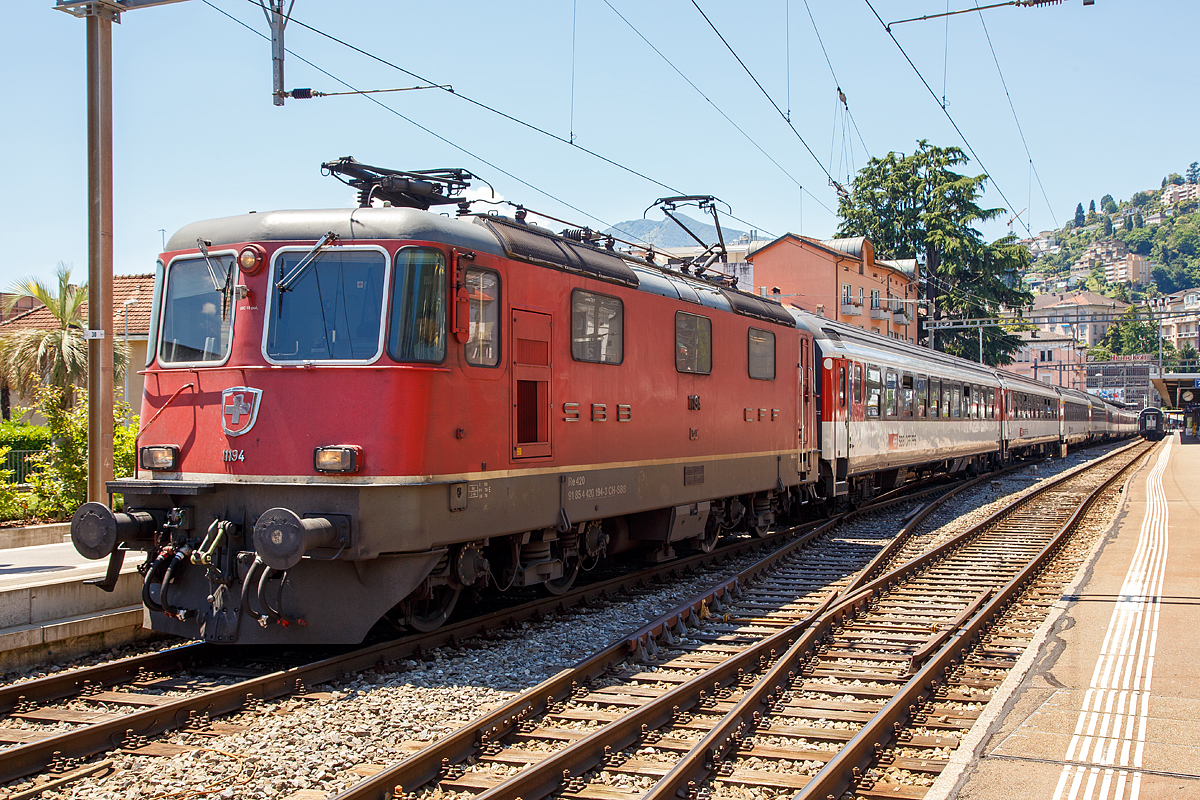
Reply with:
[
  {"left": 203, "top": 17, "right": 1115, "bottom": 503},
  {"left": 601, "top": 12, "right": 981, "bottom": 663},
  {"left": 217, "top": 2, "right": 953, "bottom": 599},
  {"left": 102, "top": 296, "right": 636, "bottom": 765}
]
[
  {"left": 676, "top": 312, "right": 712, "bottom": 374},
  {"left": 464, "top": 268, "right": 500, "bottom": 367},
  {"left": 571, "top": 290, "right": 623, "bottom": 364},
  {"left": 748, "top": 327, "right": 775, "bottom": 380}
]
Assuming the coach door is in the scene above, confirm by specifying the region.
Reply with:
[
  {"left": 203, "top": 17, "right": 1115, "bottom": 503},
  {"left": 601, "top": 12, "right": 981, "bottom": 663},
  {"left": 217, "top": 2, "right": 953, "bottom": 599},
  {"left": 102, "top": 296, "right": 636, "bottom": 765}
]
[
  {"left": 511, "top": 309, "right": 552, "bottom": 459},
  {"left": 798, "top": 338, "right": 815, "bottom": 476},
  {"left": 834, "top": 360, "right": 850, "bottom": 460}
]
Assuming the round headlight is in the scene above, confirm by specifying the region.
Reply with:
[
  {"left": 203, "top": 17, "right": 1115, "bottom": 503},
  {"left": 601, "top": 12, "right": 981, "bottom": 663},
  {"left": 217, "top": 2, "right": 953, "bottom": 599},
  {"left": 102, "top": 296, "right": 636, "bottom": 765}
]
[{"left": 238, "top": 245, "right": 267, "bottom": 276}]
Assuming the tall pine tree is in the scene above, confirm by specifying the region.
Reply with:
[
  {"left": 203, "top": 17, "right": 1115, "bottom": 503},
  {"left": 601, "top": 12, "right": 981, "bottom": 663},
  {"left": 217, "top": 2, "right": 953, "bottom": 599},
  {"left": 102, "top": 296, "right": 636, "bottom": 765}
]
[{"left": 835, "top": 140, "right": 1031, "bottom": 364}]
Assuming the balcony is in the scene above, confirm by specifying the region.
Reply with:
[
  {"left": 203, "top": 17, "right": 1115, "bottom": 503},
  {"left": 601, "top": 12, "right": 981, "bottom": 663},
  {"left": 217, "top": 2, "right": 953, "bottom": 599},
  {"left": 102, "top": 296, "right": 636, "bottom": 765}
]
[
  {"left": 892, "top": 311, "right": 911, "bottom": 325},
  {"left": 870, "top": 306, "right": 889, "bottom": 320},
  {"left": 840, "top": 302, "right": 863, "bottom": 317}
]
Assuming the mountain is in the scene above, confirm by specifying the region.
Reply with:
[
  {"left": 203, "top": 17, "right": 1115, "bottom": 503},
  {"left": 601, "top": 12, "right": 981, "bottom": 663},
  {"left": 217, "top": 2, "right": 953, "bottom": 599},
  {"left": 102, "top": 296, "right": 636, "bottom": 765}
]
[{"left": 604, "top": 213, "right": 746, "bottom": 248}]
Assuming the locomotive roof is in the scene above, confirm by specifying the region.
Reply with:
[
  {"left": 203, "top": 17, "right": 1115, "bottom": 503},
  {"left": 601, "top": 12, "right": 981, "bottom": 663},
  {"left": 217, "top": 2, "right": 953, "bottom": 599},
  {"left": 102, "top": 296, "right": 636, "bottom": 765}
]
[
  {"left": 167, "top": 207, "right": 797, "bottom": 328},
  {"left": 166, "top": 207, "right": 508, "bottom": 257}
]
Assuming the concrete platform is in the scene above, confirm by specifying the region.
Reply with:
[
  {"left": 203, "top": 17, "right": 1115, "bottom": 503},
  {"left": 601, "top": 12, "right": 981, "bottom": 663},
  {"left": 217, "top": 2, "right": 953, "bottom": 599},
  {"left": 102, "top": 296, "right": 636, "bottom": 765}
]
[
  {"left": 0, "top": 541, "right": 154, "bottom": 672},
  {"left": 932, "top": 434, "right": 1200, "bottom": 800}
]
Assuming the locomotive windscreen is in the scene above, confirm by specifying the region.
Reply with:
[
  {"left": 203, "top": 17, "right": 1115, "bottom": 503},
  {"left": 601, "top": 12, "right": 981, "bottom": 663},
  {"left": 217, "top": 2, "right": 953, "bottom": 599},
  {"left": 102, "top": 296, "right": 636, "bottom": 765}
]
[
  {"left": 266, "top": 249, "right": 387, "bottom": 362},
  {"left": 158, "top": 255, "right": 235, "bottom": 364}
]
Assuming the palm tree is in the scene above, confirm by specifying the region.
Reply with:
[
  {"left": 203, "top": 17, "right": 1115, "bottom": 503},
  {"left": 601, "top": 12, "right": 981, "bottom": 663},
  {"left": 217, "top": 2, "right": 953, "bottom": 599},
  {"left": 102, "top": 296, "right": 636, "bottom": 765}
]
[{"left": 0, "top": 263, "right": 127, "bottom": 409}]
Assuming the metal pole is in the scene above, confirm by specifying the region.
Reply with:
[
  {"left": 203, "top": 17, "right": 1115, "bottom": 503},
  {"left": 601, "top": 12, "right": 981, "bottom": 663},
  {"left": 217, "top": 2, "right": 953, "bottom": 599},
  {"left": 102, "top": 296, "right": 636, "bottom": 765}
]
[
  {"left": 978, "top": 327, "right": 983, "bottom": 363},
  {"left": 86, "top": 11, "right": 115, "bottom": 503}
]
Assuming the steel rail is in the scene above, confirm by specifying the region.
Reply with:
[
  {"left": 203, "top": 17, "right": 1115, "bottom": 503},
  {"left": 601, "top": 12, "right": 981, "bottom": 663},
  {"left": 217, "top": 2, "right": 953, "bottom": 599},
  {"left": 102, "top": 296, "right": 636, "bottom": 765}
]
[
  {"left": 0, "top": 449, "right": 1093, "bottom": 790},
  {"left": 794, "top": 440, "right": 1154, "bottom": 800},
  {"left": 639, "top": 439, "right": 1150, "bottom": 800},
  {"left": 329, "top": 457, "right": 1059, "bottom": 800},
  {"left": 0, "top": 481, "right": 941, "bottom": 785}
]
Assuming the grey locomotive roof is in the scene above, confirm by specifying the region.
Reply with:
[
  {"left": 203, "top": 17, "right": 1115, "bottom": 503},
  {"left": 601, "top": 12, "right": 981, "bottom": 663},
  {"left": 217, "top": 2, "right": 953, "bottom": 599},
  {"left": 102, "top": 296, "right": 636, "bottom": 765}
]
[{"left": 167, "top": 207, "right": 508, "bottom": 257}]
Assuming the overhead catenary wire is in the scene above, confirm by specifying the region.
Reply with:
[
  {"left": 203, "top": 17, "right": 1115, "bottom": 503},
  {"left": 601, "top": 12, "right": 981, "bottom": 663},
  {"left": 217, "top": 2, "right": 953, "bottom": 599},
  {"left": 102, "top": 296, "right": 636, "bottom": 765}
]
[
  {"left": 688, "top": 0, "right": 844, "bottom": 199},
  {"left": 860, "top": 0, "right": 1034, "bottom": 239},
  {"left": 203, "top": 1, "right": 650, "bottom": 243},
  {"left": 227, "top": 0, "right": 779, "bottom": 239},
  {"left": 798, "top": 0, "right": 871, "bottom": 158},
  {"left": 599, "top": 0, "right": 833, "bottom": 216},
  {"left": 973, "top": 1, "right": 1059, "bottom": 229}
]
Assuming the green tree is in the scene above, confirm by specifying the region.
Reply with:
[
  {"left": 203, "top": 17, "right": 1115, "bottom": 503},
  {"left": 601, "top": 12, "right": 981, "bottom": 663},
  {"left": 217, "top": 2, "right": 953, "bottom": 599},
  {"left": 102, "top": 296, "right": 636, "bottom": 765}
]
[
  {"left": 1188, "top": 162, "right": 1200, "bottom": 186},
  {"left": 1101, "top": 194, "right": 1117, "bottom": 214},
  {"left": 1074, "top": 203, "right": 1085, "bottom": 228},
  {"left": 1103, "top": 215, "right": 1114, "bottom": 235},
  {"left": 835, "top": 140, "right": 1031, "bottom": 364},
  {"left": 1131, "top": 191, "right": 1153, "bottom": 207},
  {"left": 1124, "top": 214, "right": 1134, "bottom": 232},
  {"left": 0, "top": 263, "right": 127, "bottom": 410},
  {"left": 1178, "top": 342, "right": 1199, "bottom": 368}
]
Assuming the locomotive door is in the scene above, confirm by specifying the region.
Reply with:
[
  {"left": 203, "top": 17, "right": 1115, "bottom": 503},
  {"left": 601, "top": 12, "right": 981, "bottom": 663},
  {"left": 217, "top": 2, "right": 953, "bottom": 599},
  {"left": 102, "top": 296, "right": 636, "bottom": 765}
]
[{"left": 511, "top": 309, "right": 552, "bottom": 459}]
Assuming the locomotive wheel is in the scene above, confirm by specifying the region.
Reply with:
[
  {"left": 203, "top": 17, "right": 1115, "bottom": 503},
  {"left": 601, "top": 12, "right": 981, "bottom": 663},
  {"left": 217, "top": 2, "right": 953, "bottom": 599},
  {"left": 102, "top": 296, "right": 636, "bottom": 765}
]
[
  {"left": 405, "top": 585, "right": 461, "bottom": 632},
  {"left": 542, "top": 556, "right": 580, "bottom": 596}
]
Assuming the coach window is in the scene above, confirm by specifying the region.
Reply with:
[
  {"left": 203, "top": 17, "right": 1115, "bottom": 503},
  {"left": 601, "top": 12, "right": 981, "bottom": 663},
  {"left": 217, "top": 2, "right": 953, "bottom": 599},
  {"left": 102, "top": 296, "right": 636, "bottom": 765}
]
[
  {"left": 159, "top": 252, "right": 236, "bottom": 365},
  {"left": 928, "top": 377, "right": 939, "bottom": 418},
  {"left": 676, "top": 312, "right": 712, "bottom": 374},
  {"left": 951, "top": 385, "right": 962, "bottom": 418},
  {"left": 268, "top": 247, "right": 388, "bottom": 363},
  {"left": 885, "top": 369, "right": 898, "bottom": 417},
  {"left": 465, "top": 268, "right": 500, "bottom": 367},
  {"left": 867, "top": 366, "right": 882, "bottom": 418},
  {"left": 387, "top": 248, "right": 445, "bottom": 363},
  {"left": 572, "top": 290, "right": 623, "bottom": 364},
  {"left": 748, "top": 327, "right": 775, "bottom": 380},
  {"left": 942, "top": 383, "right": 951, "bottom": 418},
  {"left": 901, "top": 374, "right": 914, "bottom": 417},
  {"left": 915, "top": 375, "right": 927, "bottom": 418}
]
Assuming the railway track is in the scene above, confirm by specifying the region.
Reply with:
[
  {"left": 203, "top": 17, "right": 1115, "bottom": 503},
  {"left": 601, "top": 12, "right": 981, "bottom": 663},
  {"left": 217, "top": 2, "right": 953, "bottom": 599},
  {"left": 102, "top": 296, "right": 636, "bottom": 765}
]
[
  {"left": 321, "top": 439, "right": 1151, "bottom": 800},
  {"left": 0, "top": 466, "right": 995, "bottom": 797}
]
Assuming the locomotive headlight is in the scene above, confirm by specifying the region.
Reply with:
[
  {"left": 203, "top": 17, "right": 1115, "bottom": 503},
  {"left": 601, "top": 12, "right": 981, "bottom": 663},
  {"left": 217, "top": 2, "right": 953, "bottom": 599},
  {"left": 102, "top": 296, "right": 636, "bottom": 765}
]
[
  {"left": 314, "top": 445, "right": 361, "bottom": 473},
  {"left": 139, "top": 445, "right": 179, "bottom": 471},
  {"left": 237, "top": 244, "right": 267, "bottom": 276}
]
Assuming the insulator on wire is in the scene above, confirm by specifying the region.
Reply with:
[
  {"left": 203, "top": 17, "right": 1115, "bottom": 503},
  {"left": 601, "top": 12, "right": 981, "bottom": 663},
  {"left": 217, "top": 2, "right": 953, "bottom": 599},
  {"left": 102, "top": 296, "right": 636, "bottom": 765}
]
[{"left": 289, "top": 88, "right": 315, "bottom": 99}]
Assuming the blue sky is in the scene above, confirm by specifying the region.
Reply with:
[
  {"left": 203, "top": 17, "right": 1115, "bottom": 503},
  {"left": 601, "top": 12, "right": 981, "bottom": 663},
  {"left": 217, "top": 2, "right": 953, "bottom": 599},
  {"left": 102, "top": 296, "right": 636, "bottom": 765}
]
[{"left": 3, "top": 0, "right": 1196, "bottom": 288}]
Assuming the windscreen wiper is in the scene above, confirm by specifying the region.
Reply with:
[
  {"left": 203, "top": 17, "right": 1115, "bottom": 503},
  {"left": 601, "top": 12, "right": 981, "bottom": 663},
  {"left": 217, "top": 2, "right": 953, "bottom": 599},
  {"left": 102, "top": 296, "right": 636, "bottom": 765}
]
[
  {"left": 197, "top": 238, "right": 235, "bottom": 321},
  {"left": 276, "top": 231, "right": 339, "bottom": 293}
]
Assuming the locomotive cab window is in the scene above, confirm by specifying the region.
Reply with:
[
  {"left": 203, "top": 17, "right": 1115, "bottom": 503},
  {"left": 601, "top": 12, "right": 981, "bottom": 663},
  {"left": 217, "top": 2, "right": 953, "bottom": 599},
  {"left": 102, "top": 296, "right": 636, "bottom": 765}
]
[
  {"left": 675, "top": 312, "right": 712, "bottom": 374},
  {"left": 854, "top": 363, "right": 863, "bottom": 405},
  {"left": 572, "top": 290, "right": 623, "bottom": 364},
  {"left": 158, "top": 253, "right": 236, "bottom": 365},
  {"left": 866, "top": 366, "right": 882, "bottom": 418},
  {"left": 465, "top": 267, "right": 500, "bottom": 367},
  {"left": 388, "top": 248, "right": 446, "bottom": 363},
  {"left": 267, "top": 247, "right": 388, "bottom": 362},
  {"left": 748, "top": 327, "right": 775, "bottom": 380}
]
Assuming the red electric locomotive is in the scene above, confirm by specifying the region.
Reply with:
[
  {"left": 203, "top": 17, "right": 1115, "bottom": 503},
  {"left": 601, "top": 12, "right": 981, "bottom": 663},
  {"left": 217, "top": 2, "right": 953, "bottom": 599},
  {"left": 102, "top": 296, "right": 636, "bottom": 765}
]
[
  {"left": 70, "top": 159, "right": 1137, "bottom": 646},
  {"left": 70, "top": 161, "right": 818, "bottom": 645}
]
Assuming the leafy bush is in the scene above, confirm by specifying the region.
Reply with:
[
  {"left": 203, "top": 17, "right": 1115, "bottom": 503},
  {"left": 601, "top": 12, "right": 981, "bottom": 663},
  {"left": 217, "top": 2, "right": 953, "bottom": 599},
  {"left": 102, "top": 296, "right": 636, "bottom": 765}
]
[
  {"left": 11, "top": 386, "right": 139, "bottom": 521},
  {"left": 0, "top": 421, "right": 51, "bottom": 452}
]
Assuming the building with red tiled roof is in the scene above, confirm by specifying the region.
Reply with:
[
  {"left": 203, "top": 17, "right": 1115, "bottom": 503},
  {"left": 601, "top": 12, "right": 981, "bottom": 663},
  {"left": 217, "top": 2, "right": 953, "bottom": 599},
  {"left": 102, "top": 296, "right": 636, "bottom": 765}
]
[{"left": 0, "top": 274, "right": 153, "bottom": 409}]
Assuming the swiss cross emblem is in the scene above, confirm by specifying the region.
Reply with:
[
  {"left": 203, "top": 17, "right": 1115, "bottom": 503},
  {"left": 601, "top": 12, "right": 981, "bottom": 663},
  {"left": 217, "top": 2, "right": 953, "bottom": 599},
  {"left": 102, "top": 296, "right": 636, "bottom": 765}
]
[{"left": 221, "top": 387, "right": 262, "bottom": 437}]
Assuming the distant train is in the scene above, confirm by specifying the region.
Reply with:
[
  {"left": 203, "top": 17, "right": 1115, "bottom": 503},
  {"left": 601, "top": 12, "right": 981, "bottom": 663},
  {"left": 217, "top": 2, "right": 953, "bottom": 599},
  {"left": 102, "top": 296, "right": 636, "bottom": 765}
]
[
  {"left": 68, "top": 160, "right": 1138, "bottom": 646},
  {"left": 1139, "top": 406, "right": 1165, "bottom": 441}
]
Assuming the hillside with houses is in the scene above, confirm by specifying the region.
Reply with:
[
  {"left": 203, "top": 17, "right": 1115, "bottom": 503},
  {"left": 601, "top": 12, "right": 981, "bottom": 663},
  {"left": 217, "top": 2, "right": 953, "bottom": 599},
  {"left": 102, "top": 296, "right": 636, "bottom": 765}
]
[{"left": 1019, "top": 162, "right": 1200, "bottom": 302}]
